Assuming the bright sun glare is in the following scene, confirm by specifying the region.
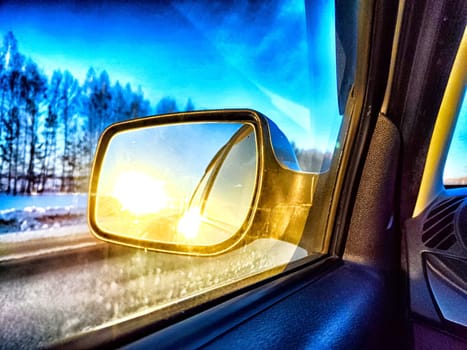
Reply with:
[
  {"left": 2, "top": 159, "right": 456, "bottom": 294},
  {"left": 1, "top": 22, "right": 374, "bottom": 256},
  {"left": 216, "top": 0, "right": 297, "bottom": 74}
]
[
  {"left": 113, "top": 171, "right": 168, "bottom": 215},
  {"left": 177, "top": 208, "right": 202, "bottom": 240}
]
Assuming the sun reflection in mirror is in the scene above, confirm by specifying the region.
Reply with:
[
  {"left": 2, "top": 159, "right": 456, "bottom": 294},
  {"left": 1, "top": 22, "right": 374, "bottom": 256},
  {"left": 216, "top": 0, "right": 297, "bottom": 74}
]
[
  {"left": 177, "top": 207, "right": 202, "bottom": 240},
  {"left": 112, "top": 171, "right": 168, "bottom": 215}
]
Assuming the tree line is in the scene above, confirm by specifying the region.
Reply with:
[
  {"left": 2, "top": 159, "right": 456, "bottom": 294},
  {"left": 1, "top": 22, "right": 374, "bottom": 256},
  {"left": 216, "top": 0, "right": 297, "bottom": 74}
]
[{"left": 0, "top": 31, "right": 194, "bottom": 195}]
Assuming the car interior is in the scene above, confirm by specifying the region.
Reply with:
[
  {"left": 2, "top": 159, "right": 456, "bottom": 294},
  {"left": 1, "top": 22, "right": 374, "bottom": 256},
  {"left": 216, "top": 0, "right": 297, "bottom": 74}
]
[{"left": 57, "top": 0, "right": 467, "bottom": 349}]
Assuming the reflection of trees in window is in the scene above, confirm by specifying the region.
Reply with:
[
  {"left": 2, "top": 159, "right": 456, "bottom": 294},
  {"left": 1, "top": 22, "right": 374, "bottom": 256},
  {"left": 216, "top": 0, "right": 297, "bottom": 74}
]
[
  {"left": 0, "top": 31, "right": 195, "bottom": 194},
  {"left": 292, "top": 142, "right": 333, "bottom": 173}
]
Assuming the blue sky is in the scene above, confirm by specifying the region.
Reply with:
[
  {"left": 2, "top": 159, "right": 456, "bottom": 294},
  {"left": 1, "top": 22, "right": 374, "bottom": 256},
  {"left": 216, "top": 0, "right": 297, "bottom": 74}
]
[
  {"left": 99, "top": 123, "right": 245, "bottom": 195},
  {"left": 0, "top": 0, "right": 342, "bottom": 155}
]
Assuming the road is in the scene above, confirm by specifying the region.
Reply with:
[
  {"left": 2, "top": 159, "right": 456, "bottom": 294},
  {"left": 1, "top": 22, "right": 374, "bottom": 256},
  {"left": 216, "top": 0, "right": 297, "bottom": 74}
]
[{"left": 0, "top": 228, "right": 305, "bottom": 349}]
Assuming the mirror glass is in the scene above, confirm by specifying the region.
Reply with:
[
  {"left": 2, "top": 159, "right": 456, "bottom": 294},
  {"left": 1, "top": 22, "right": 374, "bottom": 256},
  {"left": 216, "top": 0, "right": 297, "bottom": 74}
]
[{"left": 94, "top": 122, "right": 258, "bottom": 247}]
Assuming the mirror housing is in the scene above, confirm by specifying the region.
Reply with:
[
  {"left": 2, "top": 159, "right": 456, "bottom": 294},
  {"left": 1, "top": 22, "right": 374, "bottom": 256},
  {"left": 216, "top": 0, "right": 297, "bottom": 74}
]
[{"left": 88, "top": 110, "right": 317, "bottom": 255}]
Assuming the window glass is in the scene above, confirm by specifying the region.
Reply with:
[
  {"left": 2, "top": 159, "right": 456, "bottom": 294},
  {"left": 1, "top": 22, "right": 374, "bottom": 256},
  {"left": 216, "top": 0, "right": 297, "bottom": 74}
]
[
  {"left": 0, "top": 0, "right": 356, "bottom": 347},
  {"left": 444, "top": 91, "right": 467, "bottom": 185}
]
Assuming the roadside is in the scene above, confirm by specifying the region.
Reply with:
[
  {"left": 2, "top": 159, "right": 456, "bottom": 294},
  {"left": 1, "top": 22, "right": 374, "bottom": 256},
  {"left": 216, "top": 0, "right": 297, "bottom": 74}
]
[
  {"left": 0, "top": 224, "right": 101, "bottom": 264},
  {"left": 0, "top": 193, "right": 87, "bottom": 234},
  {"left": 0, "top": 193, "right": 94, "bottom": 263}
]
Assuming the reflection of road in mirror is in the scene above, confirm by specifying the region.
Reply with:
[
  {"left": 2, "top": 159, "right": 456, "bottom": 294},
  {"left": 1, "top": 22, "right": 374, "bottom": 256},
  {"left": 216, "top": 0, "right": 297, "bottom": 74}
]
[
  {"left": 95, "top": 122, "right": 257, "bottom": 247},
  {"left": 96, "top": 195, "right": 182, "bottom": 243}
]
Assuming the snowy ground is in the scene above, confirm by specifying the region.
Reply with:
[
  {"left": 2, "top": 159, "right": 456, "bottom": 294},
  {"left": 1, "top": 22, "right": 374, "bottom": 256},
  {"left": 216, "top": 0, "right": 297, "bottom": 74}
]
[{"left": 0, "top": 193, "right": 87, "bottom": 235}]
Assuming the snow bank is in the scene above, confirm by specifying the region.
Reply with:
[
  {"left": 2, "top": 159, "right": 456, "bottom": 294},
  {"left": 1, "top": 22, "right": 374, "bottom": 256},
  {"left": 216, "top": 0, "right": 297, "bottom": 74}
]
[{"left": 0, "top": 194, "right": 87, "bottom": 235}]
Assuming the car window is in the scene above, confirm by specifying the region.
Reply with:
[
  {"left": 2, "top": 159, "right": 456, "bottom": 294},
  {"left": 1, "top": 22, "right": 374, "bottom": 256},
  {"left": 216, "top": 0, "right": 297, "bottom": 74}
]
[
  {"left": 444, "top": 91, "right": 467, "bottom": 185},
  {"left": 0, "top": 1, "right": 357, "bottom": 347}
]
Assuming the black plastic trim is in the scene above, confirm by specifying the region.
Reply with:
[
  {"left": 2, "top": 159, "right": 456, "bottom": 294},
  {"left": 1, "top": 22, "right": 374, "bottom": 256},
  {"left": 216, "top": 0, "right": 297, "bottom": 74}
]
[
  {"left": 425, "top": 253, "right": 467, "bottom": 328},
  {"left": 332, "top": 0, "right": 398, "bottom": 258}
]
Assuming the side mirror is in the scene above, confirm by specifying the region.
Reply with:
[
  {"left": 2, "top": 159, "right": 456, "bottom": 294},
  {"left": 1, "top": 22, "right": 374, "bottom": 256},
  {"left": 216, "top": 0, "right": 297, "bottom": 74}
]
[{"left": 88, "top": 110, "right": 316, "bottom": 255}]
